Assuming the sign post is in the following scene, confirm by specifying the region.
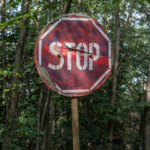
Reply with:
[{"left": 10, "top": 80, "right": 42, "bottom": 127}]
[
  {"left": 34, "top": 13, "right": 112, "bottom": 150},
  {"left": 72, "top": 98, "right": 80, "bottom": 150}
]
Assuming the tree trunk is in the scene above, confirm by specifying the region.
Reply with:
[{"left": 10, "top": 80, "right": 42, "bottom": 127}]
[
  {"left": 2, "top": 0, "right": 31, "bottom": 149},
  {"left": 143, "top": 51, "right": 150, "bottom": 150},
  {"left": 78, "top": 0, "right": 81, "bottom": 12},
  {"left": 35, "top": 85, "right": 53, "bottom": 150},
  {"left": 1, "top": 0, "right": 5, "bottom": 69},
  {"left": 107, "top": 4, "right": 120, "bottom": 149},
  {"left": 36, "top": 88, "right": 43, "bottom": 150},
  {"left": 63, "top": 0, "right": 72, "bottom": 14},
  {"left": 1, "top": 0, "right": 8, "bottom": 118}
]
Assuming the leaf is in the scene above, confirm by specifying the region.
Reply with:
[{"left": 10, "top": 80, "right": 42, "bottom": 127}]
[
  {"left": 4, "top": 89, "right": 10, "bottom": 92},
  {"left": 25, "top": 1, "right": 29, "bottom": 6}
]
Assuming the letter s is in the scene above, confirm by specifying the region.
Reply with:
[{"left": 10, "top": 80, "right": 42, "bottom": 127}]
[{"left": 48, "top": 42, "right": 64, "bottom": 70}]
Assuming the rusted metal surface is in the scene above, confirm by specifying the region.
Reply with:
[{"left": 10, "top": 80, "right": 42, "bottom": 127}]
[
  {"left": 72, "top": 98, "right": 80, "bottom": 150},
  {"left": 34, "top": 13, "right": 112, "bottom": 97}
]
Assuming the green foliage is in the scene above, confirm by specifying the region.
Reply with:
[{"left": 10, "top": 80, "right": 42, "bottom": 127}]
[{"left": 0, "top": 0, "right": 150, "bottom": 149}]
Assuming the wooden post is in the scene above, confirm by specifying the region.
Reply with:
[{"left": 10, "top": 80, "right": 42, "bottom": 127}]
[{"left": 71, "top": 98, "right": 80, "bottom": 150}]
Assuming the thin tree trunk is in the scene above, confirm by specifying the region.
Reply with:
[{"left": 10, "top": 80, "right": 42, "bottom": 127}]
[
  {"left": 1, "top": 0, "right": 8, "bottom": 120},
  {"left": 2, "top": 0, "right": 31, "bottom": 149},
  {"left": 40, "top": 88, "right": 51, "bottom": 130},
  {"left": 10, "top": 0, "right": 30, "bottom": 120},
  {"left": 63, "top": 0, "right": 72, "bottom": 14},
  {"left": 125, "top": 0, "right": 135, "bottom": 28},
  {"left": 1, "top": 0, "right": 5, "bottom": 69},
  {"left": 107, "top": 5, "right": 120, "bottom": 149},
  {"left": 78, "top": 0, "right": 81, "bottom": 12},
  {"left": 143, "top": 51, "right": 150, "bottom": 150},
  {"left": 36, "top": 88, "right": 43, "bottom": 150},
  {"left": 46, "top": 100, "right": 54, "bottom": 150},
  {"left": 38, "top": 86, "right": 51, "bottom": 150}
]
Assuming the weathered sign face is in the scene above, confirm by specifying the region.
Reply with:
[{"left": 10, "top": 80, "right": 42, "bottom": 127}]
[{"left": 34, "top": 14, "right": 111, "bottom": 97}]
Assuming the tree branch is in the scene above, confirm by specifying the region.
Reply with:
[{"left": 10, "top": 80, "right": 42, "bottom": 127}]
[
  {"left": 63, "top": 0, "right": 72, "bottom": 14},
  {"left": 125, "top": 0, "right": 135, "bottom": 28}
]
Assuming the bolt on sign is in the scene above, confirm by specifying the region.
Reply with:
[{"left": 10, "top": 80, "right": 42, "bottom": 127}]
[{"left": 34, "top": 13, "right": 112, "bottom": 97}]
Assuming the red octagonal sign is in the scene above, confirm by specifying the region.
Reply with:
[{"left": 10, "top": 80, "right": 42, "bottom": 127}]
[{"left": 34, "top": 14, "right": 112, "bottom": 97}]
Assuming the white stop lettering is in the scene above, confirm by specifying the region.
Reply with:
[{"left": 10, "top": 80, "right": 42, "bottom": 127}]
[{"left": 48, "top": 42, "right": 100, "bottom": 70}]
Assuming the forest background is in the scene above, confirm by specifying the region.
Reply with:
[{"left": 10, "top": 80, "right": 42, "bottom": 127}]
[{"left": 1, "top": 0, "right": 150, "bottom": 150}]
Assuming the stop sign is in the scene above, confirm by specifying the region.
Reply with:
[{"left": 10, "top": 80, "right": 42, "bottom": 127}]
[{"left": 34, "top": 14, "right": 111, "bottom": 97}]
